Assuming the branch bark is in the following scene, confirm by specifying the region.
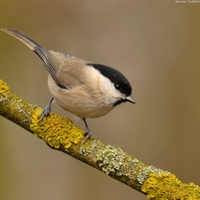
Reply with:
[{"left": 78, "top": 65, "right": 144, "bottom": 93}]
[{"left": 0, "top": 79, "right": 200, "bottom": 200}]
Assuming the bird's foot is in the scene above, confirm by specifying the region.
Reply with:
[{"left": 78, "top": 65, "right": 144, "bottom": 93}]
[
  {"left": 82, "top": 118, "right": 92, "bottom": 142},
  {"left": 84, "top": 129, "right": 92, "bottom": 141},
  {"left": 40, "top": 97, "right": 54, "bottom": 120}
]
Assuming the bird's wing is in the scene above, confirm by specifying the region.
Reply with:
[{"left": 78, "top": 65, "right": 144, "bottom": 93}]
[{"left": 55, "top": 57, "right": 88, "bottom": 89}]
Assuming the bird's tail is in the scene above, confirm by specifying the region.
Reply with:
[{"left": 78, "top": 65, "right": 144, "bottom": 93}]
[
  {"left": 1, "top": 28, "right": 42, "bottom": 51},
  {"left": 1, "top": 28, "right": 58, "bottom": 78}
]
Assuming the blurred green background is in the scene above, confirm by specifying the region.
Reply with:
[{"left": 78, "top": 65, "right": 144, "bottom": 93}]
[{"left": 1, "top": 0, "right": 200, "bottom": 199}]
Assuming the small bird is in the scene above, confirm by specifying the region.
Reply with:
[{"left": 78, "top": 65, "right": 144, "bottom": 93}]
[{"left": 1, "top": 28, "right": 136, "bottom": 140}]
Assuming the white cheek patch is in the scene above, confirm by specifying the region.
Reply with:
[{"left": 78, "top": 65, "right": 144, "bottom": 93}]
[
  {"left": 99, "top": 75, "right": 121, "bottom": 97},
  {"left": 86, "top": 66, "right": 120, "bottom": 97}
]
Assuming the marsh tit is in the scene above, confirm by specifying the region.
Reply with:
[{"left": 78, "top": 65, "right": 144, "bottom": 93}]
[{"left": 1, "top": 28, "right": 136, "bottom": 140}]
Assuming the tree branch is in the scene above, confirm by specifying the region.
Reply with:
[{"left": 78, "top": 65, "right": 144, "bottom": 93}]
[{"left": 0, "top": 79, "right": 200, "bottom": 199}]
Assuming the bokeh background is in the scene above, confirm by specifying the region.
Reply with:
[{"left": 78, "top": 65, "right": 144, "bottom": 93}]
[{"left": 1, "top": 1, "right": 200, "bottom": 199}]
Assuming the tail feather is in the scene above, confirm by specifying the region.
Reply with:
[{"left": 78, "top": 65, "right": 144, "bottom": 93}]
[
  {"left": 1, "top": 28, "right": 70, "bottom": 89},
  {"left": 1, "top": 28, "right": 42, "bottom": 50},
  {"left": 1, "top": 28, "right": 58, "bottom": 79}
]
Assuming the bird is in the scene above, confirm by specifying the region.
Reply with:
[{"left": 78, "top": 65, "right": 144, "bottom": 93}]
[{"left": 1, "top": 28, "right": 136, "bottom": 140}]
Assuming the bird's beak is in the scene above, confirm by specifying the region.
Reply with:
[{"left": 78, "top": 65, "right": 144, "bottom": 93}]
[{"left": 126, "top": 96, "right": 136, "bottom": 104}]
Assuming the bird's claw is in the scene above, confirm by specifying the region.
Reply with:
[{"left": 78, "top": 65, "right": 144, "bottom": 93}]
[
  {"left": 40, "top": 106, "right": 51, "bottom": 120},
  {"left": 84, "top": 130, "right": 92, "bottom": 141},
  {"left": 39, "top": 97, "right": 54, "bottom": 120}
]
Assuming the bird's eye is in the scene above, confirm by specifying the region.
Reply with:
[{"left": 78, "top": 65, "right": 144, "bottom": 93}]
[{"left": 114, "top": 84, "right": 120, "bottom": 90}]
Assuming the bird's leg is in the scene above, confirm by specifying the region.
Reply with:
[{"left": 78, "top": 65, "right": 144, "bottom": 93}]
[
  {"left": 82, "top": 118, "right": 92, "bottom": 140},
  {"left": 40, "top": 97, "right": 54, "bottom": 120}
]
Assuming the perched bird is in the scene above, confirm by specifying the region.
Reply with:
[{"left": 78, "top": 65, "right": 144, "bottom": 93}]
[{"left": 1, "top": 28, "right": 136, "bottom": 140}]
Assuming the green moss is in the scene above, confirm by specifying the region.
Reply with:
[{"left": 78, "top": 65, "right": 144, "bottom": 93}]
[
  {"left": 30, "top": 109, "right": 84, "bottom": 149},
  {"left": 142, "top": 172, "right": 200, "bottom": 199},
  {"left": 0, "top": 80, "right": 9, "bottom": 93}
]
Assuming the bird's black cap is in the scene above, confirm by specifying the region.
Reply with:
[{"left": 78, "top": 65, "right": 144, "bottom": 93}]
[{"left": 87, "top": 63, "right": 132, "bottom": 96}]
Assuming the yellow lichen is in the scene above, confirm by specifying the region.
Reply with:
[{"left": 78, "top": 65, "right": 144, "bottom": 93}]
[
  {"left": 142, "top": 172, "right": 200, "bottom": 199},
  {"left": 0, "top": 80, "right": 9, "bottom": 93},
  {"left": 30, "top": 109, "right": 84, "bottom": 149}
]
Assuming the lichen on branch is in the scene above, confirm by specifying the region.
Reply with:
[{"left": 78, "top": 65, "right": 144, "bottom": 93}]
[{"left": 1, "top": 79, "right": 200, "bottom": 200}]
